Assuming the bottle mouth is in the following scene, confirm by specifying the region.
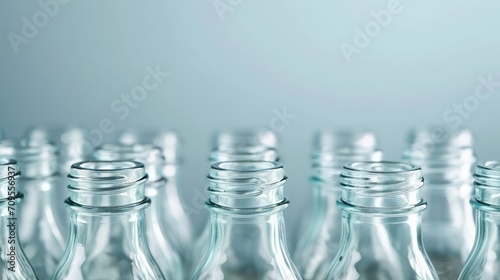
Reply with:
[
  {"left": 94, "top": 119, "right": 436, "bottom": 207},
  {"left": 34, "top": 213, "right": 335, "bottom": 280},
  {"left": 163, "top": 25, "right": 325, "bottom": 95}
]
[
  {"left": 67, "top": 160, "right": 149, "bottom": 209},
  {"left": 473, "top": 161, "right": 500, "bottom": 207},
  {"left": 94, "top": 143, "right": 164, "bottom": 181},
  {"left": 0, "top": 139, "right": 58, "bottom": 178},
  {"left": 206, "top": 161, "right": 288, "bottom": 211},
  {"left": 209, "top": 145, "right": 279, "bottom": 163},
  {"left": 339, "top": 161, "right": 425, "bottom": 212},
  {"left": 0, "top": 158, "right": 22, "bottom": 201}
]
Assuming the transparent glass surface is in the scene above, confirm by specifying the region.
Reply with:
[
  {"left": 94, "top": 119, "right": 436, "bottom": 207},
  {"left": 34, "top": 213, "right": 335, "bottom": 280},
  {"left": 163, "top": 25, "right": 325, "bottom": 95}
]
[
  {"left": 93, "top": 143, "right": 183, "bottom": 279},
  {"left": 0, "top": 140, "right": 67, "bottom": 279},
  {"left": 0, "top": 159, "right": 39, "bottom": 279},
  {"left": 325, "top": 161, "right": 438, "bottom": 280},
  {"left": 192, "top": 161, "right": 301, "bottom": 280},
  {"left": 294, "top": 130, "right": 382, "bottom": 279},
  {"left": 403, "top": 127, "right": 475, "bottom": 279},
  {"left": 52, "top": 161, "right": 165, "bottom": 280},
  {"left": 115, "top": 129, "right": 193, "bottom": 271},
  {"left": 459, "top": 161, "right": 500, "bottom": 280}
]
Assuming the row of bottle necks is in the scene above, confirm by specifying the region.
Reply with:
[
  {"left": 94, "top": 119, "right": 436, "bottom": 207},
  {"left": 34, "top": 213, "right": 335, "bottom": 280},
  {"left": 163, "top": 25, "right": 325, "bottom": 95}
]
[{"left": 0, "top": 126, "right": 496, "bottom": 279}]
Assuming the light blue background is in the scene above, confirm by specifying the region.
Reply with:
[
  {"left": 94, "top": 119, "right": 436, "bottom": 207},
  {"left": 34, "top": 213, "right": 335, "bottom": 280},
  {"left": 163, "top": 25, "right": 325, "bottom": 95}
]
[{"left": 1, "top": 0, "right": 500, "bottom": 233}]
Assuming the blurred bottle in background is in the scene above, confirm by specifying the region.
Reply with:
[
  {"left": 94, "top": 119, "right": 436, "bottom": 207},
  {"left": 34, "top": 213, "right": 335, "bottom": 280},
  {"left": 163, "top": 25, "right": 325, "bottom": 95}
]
[
  {"left": 0, "top": 139, "right": 66, "bottom": 279},
  {"left": 459, "top": 161, "right": 500, "bottom": 279},
  {"left": 94, "top": 143, "right": 183, "bottom": 279},
  {"left": 294, "top": 130, "right": 382, "bottom": 279},
  {"left": 192, "top": 161, "right": 301, "bottom": 279},
  {"left": 213, "top": 128, "right": 278, "bottom": 149},
  {"left": 115, "top": 129, "right": 193, "bottom": 274},
  {"left": 324, "top": 161, "right": 438, "bottom": 279},
  {"left": 0, "top": 159, "right": 39, "bottom": 279},
  {"left": 403, "top": 126, "right": 476, "bottom": 279}
]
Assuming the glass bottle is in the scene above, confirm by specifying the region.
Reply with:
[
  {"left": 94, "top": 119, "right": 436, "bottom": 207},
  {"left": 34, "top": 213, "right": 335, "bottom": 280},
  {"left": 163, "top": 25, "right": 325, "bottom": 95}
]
[
  {"left": 0, "top": 158, "right": 39, "bottom": 279},
  {"left": 403, "top": 127, "right": 476, "bottom": 279},
  {"left": 58, "top": 126, "right": 93, "bottom": 176},
  {"left": 115, "top": 129, "right": 193, "bottom": 270},
  {"left": 52, "top": 160, "right": 165, "bottom": 280},
  {"left": 192, "top": 145, "right": 280, "bottom": 273},
  {"left": 458, "top": 161, "right": 500, "bottom": 279},
  {"left": 0, "top": 140, "right": 66, "bottom": 279},
  {"left": 325, "top": 161, "right": 438, "bottom": 279},
  {"left": 93, "top": 143, "right": 183, "bottom": 279},
  {"left": 294, "top": 130, "right": 382, "bottom": 279},
  {"left": 192, "top": 161, "right": 302, "bottom": 280}
]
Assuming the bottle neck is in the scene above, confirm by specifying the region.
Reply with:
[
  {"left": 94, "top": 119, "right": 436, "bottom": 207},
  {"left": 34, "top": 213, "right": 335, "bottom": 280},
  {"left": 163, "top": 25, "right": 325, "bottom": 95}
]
[{"left": 471, "top": 203, "right": 500, "bottom": 255}]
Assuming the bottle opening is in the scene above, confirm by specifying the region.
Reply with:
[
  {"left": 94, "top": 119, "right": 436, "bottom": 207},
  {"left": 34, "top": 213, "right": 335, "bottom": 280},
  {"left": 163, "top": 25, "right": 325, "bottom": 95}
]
[
  {"left": 67, "top": 160, "right": 148, "bottom": 208},
  {"left": 209, "top": 145, "right": 279, "bottom": 163}
]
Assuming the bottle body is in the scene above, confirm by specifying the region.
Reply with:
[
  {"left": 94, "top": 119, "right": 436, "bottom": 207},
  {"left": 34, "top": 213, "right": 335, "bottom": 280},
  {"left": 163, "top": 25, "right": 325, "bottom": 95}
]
[
  {"left": 53, "top": 210, "right": 164, "bottom": 280},
  {"left": 0, "top": 159, "right": 39, "bottom": 279},
  {"left": 193, "top": 211, "right": 301, "bottom": 280}
]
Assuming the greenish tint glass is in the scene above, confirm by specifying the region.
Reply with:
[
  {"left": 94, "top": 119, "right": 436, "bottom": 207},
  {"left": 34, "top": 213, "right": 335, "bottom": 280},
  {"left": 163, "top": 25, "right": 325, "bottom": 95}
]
[
  {"left": 93, "top": 143, "right": 183, "bottom": 279},
  {"left": 116, "top": 129, "right": 193, "bottom": 271},
  {"left": 458, "top": 161, "right": 500, "bottom": 279},
  {"left": 325, "top": 161, "right": 438, "bottom": 280},
  {"left": 294, "top": 130, "right": 382, "bottom": 280},
  {"left": 0, "top": 140, "right": 66, "bottom": 279},
  {"left": 52, "top": 161, "right": 165, "bottom": 280},
  {"left": 192, "top": 161, "right": 301, "bottom": 280},
  {"left": 192, "top": 144, "right": 280, "bottom": 276},
  {"left": 403, "top": 127, "right": 475, "bottom": 279},
  {"left": 0, "top": 159, "right": 39, "bottom": 279}
]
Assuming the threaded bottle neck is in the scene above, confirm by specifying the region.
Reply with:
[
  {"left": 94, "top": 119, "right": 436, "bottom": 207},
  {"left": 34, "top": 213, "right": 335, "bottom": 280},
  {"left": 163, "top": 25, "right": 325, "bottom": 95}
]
[
  {"left": 93, "top": 143, "right": 164, "bottom": 182},
  {"left": 404, "top": 127, "right": 475, "bottom": 184},
  {"left": 67, "top": 160, "right": 149, "bottom": 210},
  {"left": 473, "top": 161, "right": 500, "bottom": 208},
  {"left": 0, "top": 139, "right": 58, "bottom": 178},
  {"left": 0, "top": 158, "right": 22, "bottom": 201},
  {"left": 206, "top": 161, "right": 288, "bottom": 212},
  {"left": 213, "top": 128, "right": 277, "bottom": 149},
  {"left": 339, "top": 161, "right": 426, "bottom": 213},
  {"left": 311, "top": 130, "right": 382, "bottom": 184},
  {"left": 209, "top": 144, "right": 279, "bottom": 163}
]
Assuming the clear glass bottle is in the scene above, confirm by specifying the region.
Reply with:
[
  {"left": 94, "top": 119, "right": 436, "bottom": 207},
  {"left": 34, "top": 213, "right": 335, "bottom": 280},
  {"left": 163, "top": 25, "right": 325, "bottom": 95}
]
[
  {"left": 58, "top": 126, "right": 93, "bottom": 176},
  {"left": 192, "top": 161, "right": 301, "bottom": 280},
  {"left": 325, "top": 161, "right": 438, "bottom": 280},
  {"left": 52, "top": 160, "right": 165, "bottom": 280},
  {"left": 0, "top": 140, "right": 66, "bottom": 279},
  {"left": 192, "top": 145, "right": 280, "bottom": 273},
  {"left": 93, "top": 143, "right": 183, "bottom": 279},
  {"left": 458, "top": 161, "right": 500, "bottom": 279},
  {"left": 403, "top": 127, "right": 476, "bottom": 279},
  {"left": 294, "top": 130, "right": 382, "bottom": 279},
  {"left": 0, "top": 158, "right": 39, "bottom": 279},
  {"left": 115, "top": 129, "right": 193, "bottom": 272}
]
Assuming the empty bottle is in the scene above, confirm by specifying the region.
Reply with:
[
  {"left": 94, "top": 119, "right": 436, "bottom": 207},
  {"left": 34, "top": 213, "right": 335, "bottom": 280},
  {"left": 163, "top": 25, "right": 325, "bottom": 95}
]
[
  {"left": 93, "top": 143, "right": 183, "bottom": 279},
  {"left": 458, "top": 161, "right": 500, "bottom": 279},
  {"left": 294, "top": 130, "right": 382, "bottom": 279},
  {"left": 403, "top": 127, "right": 475, "bottom": 279},
  {"left": 192, "top": 144, "right": 280, "bottom": 274},
  {"left": 192, "top": 161, "right": 302, "bottom": 279},
  {"left": 52, "top": 160, "right": 165, "bottom": 280},
  {"left": 0, "top": 158, "right": 39, "bottom": 279},
  {"left": 115, "top": 129, "right": 193, "bottom": 271},
  {"left": 0, "top": 140, "right": 66, "bottom": 279},
  {"left": 324, "top": 161, "right": 438, "bottom": 279}
]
